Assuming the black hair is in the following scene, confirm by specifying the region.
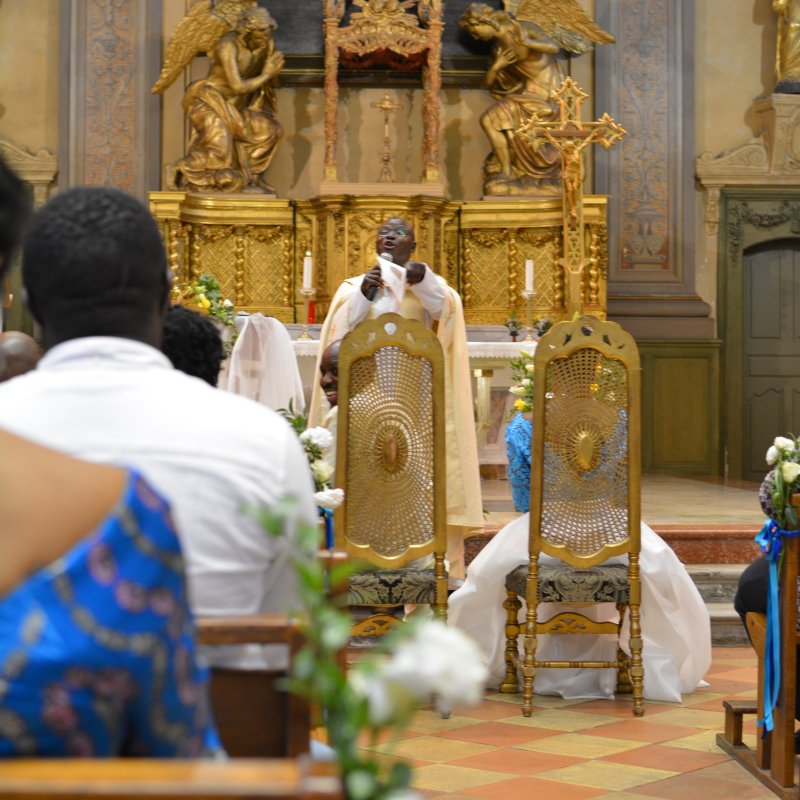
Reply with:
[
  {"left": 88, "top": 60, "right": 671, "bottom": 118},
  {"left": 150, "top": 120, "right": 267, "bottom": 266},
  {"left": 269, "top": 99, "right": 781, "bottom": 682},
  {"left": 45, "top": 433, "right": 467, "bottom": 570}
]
[
  {"left": 0, "top": 155, "right": 31, "bottom": 280},
  {"left": 21, "top": 186, "right": 169, "bottom": 343},
  {"left": 161, "top": 304, "right": 224, "bottom": 387}
]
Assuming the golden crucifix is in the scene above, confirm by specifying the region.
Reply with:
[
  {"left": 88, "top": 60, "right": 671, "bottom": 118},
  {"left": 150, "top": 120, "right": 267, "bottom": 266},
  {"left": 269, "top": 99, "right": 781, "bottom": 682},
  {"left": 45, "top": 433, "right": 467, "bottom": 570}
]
[
  {"left": 520, "top": 78, "right": 627, "bottom": 317},
  {"left": 371, "top": 91, "right": 400, "bottom": 182}
]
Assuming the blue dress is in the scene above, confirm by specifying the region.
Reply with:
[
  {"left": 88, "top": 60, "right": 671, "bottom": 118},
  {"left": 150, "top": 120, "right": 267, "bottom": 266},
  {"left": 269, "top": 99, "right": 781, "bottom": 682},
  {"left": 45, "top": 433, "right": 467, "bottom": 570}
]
[
  {"left": 0, "top": 472, "right": 220, "bottom": 757},
  {"left": 505, "top": 413, "right": 532, "bottom": 513}
]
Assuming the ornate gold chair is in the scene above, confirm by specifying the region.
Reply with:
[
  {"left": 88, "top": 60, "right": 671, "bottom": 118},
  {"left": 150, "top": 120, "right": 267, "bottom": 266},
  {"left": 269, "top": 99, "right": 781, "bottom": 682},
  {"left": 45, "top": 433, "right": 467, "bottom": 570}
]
[
  {"left": 501, "top": 315, "right": 644, "bottom": 716},
  {"left": 333, "top": 313, "right": 447, "bottom": 637}
]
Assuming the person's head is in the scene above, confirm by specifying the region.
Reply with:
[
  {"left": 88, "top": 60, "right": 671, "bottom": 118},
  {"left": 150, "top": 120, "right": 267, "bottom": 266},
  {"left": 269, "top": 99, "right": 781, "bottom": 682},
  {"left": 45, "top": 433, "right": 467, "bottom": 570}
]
[
  {"left": 161, "top": 304, "right": 224, "bottom": 386},
  {"left": 375, "top": 217, "right": 416, "bottom": 267},
  {"left": 22, "top": 186, "right": 170, "bottom": 350},
  {"left": 0, "top": 331, "right": 42, "bottom": 382},
  {"left": 319, "top": 339, "right": 340, "bottom": 408},
  {"left": 0, "top": 156, "right": 31, "bottom": 281}
]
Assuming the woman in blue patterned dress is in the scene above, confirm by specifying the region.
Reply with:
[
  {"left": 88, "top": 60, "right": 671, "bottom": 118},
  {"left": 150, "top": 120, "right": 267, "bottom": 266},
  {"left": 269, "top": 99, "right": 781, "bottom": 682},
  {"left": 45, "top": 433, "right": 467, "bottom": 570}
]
[{"left": 0, "top": 429, "right": 220, "bottom": 757}]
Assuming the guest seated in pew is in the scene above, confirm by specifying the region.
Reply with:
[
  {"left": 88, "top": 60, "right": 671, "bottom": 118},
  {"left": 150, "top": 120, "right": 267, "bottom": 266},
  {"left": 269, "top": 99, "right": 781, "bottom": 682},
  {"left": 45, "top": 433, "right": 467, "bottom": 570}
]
[
  {"left": 0, "top": 156, "right": 219, "bottom": 757},
  {"left": 0, "top": 331, "right": 41, "bottom": 382},
  {"left": 161, "top": 304, "right": 224, "bottom": 387},
  {"left": 0, "top": 184, "right": 317, "bottom": 672},
  {"left": 449, "top": 412, "right": 712, "bottom": 702},
  {"left": 0, "top": 432, "right": 220, "bottom": 757}
]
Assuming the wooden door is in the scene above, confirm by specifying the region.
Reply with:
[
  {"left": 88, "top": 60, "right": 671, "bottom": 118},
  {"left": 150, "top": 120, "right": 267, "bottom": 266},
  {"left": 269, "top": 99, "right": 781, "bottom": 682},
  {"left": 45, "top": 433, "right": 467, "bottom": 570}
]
[{"left": 743, "top": 241, "right": 800, "bottom": 482}]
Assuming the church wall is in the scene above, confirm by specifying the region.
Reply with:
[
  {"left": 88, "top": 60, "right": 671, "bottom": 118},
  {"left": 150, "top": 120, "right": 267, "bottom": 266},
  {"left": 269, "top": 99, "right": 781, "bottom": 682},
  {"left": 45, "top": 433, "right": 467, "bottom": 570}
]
[
  {"left": 694, "top": 0, "right": 778, "bottom": 321},
  {"left": 0, "top": 0, "right": 60, "bottom": 155}
]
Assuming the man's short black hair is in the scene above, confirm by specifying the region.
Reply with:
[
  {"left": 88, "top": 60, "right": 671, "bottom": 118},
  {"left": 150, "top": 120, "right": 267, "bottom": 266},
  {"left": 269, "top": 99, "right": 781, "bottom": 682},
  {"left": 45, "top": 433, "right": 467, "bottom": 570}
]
[
  {"left": 0, "top": 155, "right": 31, "bottom": 279},
  {"left": 161, "top": 304, "right": 224, "bottom": 387},
  {"left": 22, "top": 186, "right": 169, "bottom": 342}
]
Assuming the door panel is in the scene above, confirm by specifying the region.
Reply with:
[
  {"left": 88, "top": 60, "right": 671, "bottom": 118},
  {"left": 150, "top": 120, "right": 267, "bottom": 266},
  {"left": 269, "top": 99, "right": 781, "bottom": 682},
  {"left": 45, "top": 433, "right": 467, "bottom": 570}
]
[{"left": 743, "top": 242, "right": 800, "bottom": 481}]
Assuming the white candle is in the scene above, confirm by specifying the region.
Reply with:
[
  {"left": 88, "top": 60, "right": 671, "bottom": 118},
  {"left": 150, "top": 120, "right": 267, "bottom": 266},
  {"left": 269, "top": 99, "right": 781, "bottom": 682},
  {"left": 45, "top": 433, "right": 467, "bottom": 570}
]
[
  {"left": 302, "top": 251, "right": 313, "bottom": 290},
  {"left": 524, "top": 259, "right": 534, "bottom": 293}
]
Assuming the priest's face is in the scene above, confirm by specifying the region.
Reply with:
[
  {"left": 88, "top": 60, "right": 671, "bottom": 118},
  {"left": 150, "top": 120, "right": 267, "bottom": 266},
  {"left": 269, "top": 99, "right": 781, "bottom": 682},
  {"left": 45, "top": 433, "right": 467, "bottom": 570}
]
[
  {"left": 320, "top": 341, "right": 340, "bottom": 408},
  {"left": 376, "top": 218, "right": 416, "bottom": 267}
]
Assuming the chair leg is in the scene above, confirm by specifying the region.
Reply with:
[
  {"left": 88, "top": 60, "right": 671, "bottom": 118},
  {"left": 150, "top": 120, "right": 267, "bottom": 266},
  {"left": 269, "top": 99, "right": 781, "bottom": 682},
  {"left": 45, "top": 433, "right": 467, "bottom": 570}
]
[
  {"left": 615, "top": 602, "right": 632, "bottom": 695},
  {"left": 628, "top": 560, "right": 644, "bottom": 716},
  {"left": 521, "top": 563, "right": 539, "bottom": 717},
  {"left": 501, "top": 590, "right": 522, "bottom": 693}
]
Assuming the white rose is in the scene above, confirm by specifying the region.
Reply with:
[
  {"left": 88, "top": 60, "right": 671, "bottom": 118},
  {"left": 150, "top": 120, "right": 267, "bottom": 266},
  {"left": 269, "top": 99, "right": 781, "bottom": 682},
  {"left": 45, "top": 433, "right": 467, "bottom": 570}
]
[
  {"left": 775, "top": 436, "right": 794, "bottom": 453},
  {"left": 509, "top": 386, "right": 526, "bottom": 396},
  {"left": 314, "top": 487, "right": 344, "bottom": 509},
  {"left": 222, "top": 298, "right": 234, "bottom": 308},
  {"left": 311, "top": 459, "right": 334, "bottom": 485},
  {"left": 522, "top": 378, "right": 532, "bottom": 387},
  {"left": 300, "top": 426, "right": 334, "bottom": 453},
  {"left": 766, "top": 445, "right": 779, "bottom": 466},
  {"left": 525, "top": 363, "right": 535, "bottom": 374},
  {"left": 782, "top": 461, "right": 800, "bottom": 484},
  {"left": 383, "top": 621, "right": 488, "bottom": 712},
  {"left": 349, "top": 669, "right": 415, "bottom": 727}
]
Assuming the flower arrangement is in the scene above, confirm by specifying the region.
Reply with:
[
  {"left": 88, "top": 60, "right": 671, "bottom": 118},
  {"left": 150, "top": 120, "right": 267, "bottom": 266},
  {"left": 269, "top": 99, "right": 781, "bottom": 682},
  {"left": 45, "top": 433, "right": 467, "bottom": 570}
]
[
  {"left": 533, "top": 317, "right": 553, "bottom": 337},
  {"left": 257, "top": 500, "right": 488, "bottom": 800},
  {"left": 280, "top": 403, "right": 343, "bottom": 510},
  {"left": 507, "top": 349, "right": 535, "bottom": 415},
  {"left": 179, "top": 273, "right": 237, "bottom": 353},
  {"left": 504, "top": 312, "right": 523, "bottom": 341},
  {"left": 765, "top": 435, "right": 800, "bottom": 529}
]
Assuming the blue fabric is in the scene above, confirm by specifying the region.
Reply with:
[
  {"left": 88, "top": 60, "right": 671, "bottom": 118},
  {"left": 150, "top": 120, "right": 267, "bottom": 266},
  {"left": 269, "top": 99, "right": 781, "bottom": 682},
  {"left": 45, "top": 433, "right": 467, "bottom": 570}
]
[
  {"left": 0, "top": 472, "right": 220, "bottom": 758},
  {"left": 754, "top": 518, "right": 800, "bottom": 733},
  {"left": 506, "top": 414, "right": 532, "bottom": 513}
]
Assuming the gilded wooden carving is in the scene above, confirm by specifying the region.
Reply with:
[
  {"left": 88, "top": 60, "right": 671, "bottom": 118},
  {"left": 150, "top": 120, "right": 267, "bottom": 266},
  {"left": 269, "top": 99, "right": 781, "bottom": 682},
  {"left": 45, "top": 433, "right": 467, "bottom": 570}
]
[{"left": 152, "top": 2, "right": 284, "bottom": 194}]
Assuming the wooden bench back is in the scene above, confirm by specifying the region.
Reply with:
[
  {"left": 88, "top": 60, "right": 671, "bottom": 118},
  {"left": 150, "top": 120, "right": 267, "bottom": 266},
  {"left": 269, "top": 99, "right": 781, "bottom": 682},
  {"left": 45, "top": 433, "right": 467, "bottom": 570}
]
[
  {"left": 0, "top": 758, "right": 340, "bottom": 799},
  {"left": 196, "top": 614, "right": 310, "bottom": 759}
]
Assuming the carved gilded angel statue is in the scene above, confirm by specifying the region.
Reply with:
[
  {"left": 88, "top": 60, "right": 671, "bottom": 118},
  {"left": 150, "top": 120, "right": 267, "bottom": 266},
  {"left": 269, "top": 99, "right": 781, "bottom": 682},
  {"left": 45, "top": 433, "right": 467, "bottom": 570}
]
[
  {"left": 774, "top": 0, "right": 800, "bottom": 93},
  {"left": 152, "top": 1, "right": 284, "bottom": 193},
  {"left": 460, "top": 0, "right": 614, "bottom": 197}
]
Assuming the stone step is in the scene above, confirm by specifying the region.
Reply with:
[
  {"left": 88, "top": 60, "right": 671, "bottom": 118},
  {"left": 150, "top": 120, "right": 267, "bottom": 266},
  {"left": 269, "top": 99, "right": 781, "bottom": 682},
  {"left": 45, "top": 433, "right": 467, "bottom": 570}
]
[
  {"left": 686, "top": 563, "right": 746, "bottom": 603},
  {"left": 707, "top": 602, "right": 749, "bottom": 646}
]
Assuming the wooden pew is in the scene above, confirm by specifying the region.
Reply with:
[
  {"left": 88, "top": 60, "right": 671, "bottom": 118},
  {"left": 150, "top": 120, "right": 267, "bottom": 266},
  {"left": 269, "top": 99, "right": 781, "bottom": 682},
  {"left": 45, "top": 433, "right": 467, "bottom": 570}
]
[
  {"left": 196, "top": 614, "right": 310, "bottom": 759},
  {"left": 716, "top": 533, "right": 799, "bottom": 798},
  {"left": 0, "top": 758, "right": 340, "bottom": 799}
]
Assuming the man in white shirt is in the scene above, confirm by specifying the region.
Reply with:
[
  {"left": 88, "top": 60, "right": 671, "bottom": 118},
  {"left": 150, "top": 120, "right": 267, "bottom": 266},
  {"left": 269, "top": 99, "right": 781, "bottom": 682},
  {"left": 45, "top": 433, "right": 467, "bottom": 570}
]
[
  {"left": 309, "top": 217, "right": 483, "bottom": 582},
  {"left": 0, "top": 186, "right": 316, "bottom": 669}
]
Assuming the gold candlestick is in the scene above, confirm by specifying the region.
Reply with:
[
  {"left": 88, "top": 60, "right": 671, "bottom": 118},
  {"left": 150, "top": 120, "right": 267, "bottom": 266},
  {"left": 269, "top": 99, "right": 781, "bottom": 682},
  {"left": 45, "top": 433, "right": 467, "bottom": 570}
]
[
  {"left": 298, "top": 287, "right": 316, "bottom": 341},
  {"left": 521, "top": 289, "right": 537, "bottom": 342}
]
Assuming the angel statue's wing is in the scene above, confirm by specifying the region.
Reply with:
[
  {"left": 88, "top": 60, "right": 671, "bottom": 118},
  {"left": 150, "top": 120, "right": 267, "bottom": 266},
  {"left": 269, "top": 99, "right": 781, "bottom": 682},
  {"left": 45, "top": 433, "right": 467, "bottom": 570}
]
[
  {"left": 515, "top": 0, "right": 614, "bottom": 54},
  {"left": 151, "top": 0, "right": 257, "bottom": 94}
]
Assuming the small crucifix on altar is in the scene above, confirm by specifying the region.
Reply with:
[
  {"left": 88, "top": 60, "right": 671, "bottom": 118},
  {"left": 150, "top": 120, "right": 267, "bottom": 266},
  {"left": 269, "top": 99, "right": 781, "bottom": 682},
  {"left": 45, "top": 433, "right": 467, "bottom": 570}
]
[
  {"left": 519, "top": 78, "right": 627, "bottom": 317},
  {"left": 371, "top": 91, "right": 400, "bottom": 183}
]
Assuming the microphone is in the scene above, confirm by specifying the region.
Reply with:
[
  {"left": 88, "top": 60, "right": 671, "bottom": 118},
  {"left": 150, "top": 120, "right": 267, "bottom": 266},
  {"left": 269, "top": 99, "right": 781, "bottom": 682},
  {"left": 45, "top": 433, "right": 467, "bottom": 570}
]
[{"left": 366, "top": 252, "right": 393, "bottom": 301}]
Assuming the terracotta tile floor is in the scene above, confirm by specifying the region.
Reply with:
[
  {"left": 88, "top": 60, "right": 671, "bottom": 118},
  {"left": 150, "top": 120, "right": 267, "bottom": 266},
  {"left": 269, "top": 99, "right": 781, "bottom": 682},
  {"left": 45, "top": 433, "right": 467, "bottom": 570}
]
[{"left": 358, "top": 647, "right": 783, "bottom": 798}]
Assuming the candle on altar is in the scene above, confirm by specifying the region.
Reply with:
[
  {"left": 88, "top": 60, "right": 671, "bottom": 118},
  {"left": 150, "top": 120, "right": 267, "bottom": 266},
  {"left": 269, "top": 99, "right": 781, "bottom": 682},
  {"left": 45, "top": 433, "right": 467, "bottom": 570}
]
[
  {"left": 302, "top": 251, "right": 313, "bottom": 291},
  {"left": 524, "top": 259, "right": 534, "bottom": 293}
]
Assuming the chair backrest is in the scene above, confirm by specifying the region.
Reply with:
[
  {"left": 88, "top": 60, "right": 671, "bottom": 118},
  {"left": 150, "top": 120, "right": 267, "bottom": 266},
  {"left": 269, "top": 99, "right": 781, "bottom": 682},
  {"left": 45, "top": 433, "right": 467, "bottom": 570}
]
[
  {"left": 530, "top": 315, "right": 641, "bottom": 566},
  {"left": 195, "top": 614, "right": 310, "bottom": 759},
  {"left": 333, "top": 313, "right": 446, "bottom": 569}
]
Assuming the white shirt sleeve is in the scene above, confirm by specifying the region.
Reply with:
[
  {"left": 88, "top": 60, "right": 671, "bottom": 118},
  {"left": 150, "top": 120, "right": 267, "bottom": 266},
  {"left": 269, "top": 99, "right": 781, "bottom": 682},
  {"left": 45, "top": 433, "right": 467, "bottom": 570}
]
[
  {"left": 348, "top": 283, "right": 374, "bottom": 329},
  {"left": 408, "top": 265, "right": 446, "bottom": 320}
]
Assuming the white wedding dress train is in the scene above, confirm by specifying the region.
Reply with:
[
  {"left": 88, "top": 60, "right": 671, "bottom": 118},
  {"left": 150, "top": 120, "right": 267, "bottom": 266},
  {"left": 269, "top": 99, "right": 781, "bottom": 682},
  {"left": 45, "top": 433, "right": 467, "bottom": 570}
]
[{"left": 449, "top": 515, "right": 711, "bottom": 702}]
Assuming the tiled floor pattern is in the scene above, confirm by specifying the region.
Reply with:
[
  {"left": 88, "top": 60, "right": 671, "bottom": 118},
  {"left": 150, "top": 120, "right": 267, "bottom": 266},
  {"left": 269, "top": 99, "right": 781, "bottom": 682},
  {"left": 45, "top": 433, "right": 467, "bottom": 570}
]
[{"left": 360, "top": 647, "right": 781, "bottom": 799}]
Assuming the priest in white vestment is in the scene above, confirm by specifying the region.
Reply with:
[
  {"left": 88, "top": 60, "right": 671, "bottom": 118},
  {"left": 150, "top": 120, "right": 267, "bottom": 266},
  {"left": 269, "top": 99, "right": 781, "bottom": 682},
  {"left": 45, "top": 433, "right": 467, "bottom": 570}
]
[{"left": 309, "top": 217, "right": 483, "bottom": 579}]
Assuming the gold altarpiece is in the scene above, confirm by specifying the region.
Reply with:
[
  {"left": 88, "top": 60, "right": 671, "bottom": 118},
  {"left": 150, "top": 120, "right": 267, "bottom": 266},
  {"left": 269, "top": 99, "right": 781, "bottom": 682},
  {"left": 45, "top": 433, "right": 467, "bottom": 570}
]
[{"left": 148, "top": 192, "right": 608, "bottom": 326}]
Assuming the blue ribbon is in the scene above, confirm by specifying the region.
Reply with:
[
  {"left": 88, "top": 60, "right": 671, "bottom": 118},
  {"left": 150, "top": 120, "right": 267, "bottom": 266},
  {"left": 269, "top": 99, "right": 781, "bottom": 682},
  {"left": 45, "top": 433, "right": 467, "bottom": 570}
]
[
  {"left": 319, "top": 508, "right": 334, "bottom": 549},
  {"left": 755, "top": 518, "right": 800, "bottom": 733}
]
